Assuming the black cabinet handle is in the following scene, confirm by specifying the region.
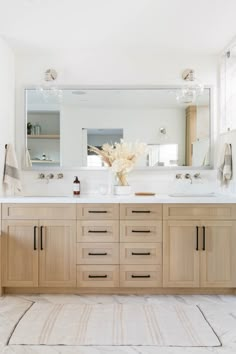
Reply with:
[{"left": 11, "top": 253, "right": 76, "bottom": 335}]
[
  {"left": 33, "top": 226, "right": 37, "bottom": 251},
  {"left": 203, "top": 226, "right": 206, "bottom": 251},
  {"left": 88, "top": 230, "right": 108, "bottom": 233},
  {"left": 196, "top": 226, "right": 199, "bottom": 251},
  {"left": 40, "top": 226, "right": 43, "bottom": 250},
  {"left": 131, "top": 275, "right": 150, "bottom": 278},
  {"left": 88, "top": 275, "right": 107, "bottom": 278},
  {"left": 88, "top": 252, "right": 108, "bottom": 256},
  {"left": 132, "top": 230, "right": 151, "bottom": 233},
  {"left": 88, "top": 210, "right": 108, "bottom": 213},
  {"left": 132, "top": 210, "right": 151, "bottom": 213},
  {"left": 131, "top": 252, "right": 151, "bottom": 256}
]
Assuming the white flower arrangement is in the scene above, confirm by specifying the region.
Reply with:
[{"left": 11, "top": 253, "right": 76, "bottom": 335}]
[{"left": 89, "top": 140, "right": 147, "bottom": 186}]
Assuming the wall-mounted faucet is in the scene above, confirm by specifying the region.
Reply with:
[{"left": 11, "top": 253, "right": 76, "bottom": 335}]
[
  {"left": 185, "top": 173, "right": 192, "bottom": 184},
  {"left": 38, "top": 173, "right": 45, "bottom": 179}
]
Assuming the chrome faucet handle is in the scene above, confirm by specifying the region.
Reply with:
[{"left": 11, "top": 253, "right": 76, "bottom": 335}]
[
  {"left": 46, "top": 173, "right": 54, "bottom": 179},
  {"left": 38, "top": 173, "right": 45, "bottom": 179},
  {"left": 185, "top": 173, "right": 193, "bottom": 184},
  {"left": 193, "top": 173, "right": 201, "bottom": 179},
  {"left": 175, "top": 173, "right": 183, "bottom": 179},
  {"left": 57, "top": 173, "right": 64, "bottom": 179}
]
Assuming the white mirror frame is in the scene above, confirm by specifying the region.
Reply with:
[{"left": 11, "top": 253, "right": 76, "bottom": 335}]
[{"left": 23, "top": 85, "right": 215, "bottom": 171}]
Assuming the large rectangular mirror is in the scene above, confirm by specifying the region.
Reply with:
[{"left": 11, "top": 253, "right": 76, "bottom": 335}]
[{"left": 25, "top": 87, "right": 211, "bottom": 169}]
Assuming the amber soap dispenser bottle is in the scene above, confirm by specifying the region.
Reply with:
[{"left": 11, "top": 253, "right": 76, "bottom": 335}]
[{"left": 73, "top": 176, "right": 80, "bottom": 196}]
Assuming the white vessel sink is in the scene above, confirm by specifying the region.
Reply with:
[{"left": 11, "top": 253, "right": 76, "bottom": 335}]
[{"left": 168, "top": 193, "right": 216, "bottom": 198}]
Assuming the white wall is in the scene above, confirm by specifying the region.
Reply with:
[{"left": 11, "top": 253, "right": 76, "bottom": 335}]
[
  {"left": 14, "top": 48, "right": 218, "bottom": 195},
  {"left": 0, "top": 38, "right": 15, "bottom": 194}
]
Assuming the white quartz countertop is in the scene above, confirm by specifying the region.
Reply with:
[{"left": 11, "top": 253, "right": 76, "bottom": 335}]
[{"left": 0, "top": 193, "right": 236, "bottom": 203}]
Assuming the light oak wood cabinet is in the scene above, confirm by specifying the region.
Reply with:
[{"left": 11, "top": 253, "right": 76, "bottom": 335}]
[
  {"left": 77, "top": 204, "right": 119, "bottom": 287},
  {"left": 2, "top": 219, "right": 76, "bottom": 287},
  {"left": 200, "top": 221, "right": 236, "bottom": 287},
  {"left": 163, "top": 220, "right": 200, "bottom": 287},
  {"left": 39, "top": 220, "right": 76, "bottom": 287},
  {"left": 1, "top": 204, "right": 76, "bottom": 288},
  {"left": 2, "top": 220, "right": 39, "bottom": 287},
  {"left": 1, "top": 202, "right": 236, "bottom": 293},
  {"left": 163, "top": 206, "right": 236, "bottom": 288}
]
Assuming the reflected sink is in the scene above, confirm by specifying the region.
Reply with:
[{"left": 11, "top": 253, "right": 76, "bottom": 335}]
[{"left": 168, "top": 193, "right": 217, "bottom": 198}]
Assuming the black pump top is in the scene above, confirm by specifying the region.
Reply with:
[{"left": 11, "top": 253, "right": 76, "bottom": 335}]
[{"left": 74, "top": 176, "right": 80, "bottom": 183}]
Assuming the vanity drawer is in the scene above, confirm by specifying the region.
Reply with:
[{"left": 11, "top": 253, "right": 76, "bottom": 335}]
[
  {"left": 77, "top": 204, "right": 119, "bottom": 220},
  {"left": 77, "top": 220, "right": 119, "bottom": 242},
  {"left": 120, "top": 265, "right": 162, "bottom": 287},
  {"left": 77, "top": 265, "right": 119, "bottom": 287},
  {"left": 2, "top": 204, "right": 76, "bottom": 220},
  {"left": 163, "top": 204, "right": 236, "bottom": 220},
  {"left": 120, "top": 243, "right": 162, "bottom": 265},
  {"left": 120, "top": 220, "right": 162, "bottom": 242},
  {"left": 77, "top": 243, "right": 119, "bottom": 265},
  {"left": 120, "top": 204, "right": 162, "bottom": 220}
]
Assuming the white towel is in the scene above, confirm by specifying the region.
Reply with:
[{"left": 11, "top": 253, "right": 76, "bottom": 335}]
[
  {"left": 217, "top": 143, "right": 232, "bottom": 184},
  {"left": 25, "top": 149, "right": 32, "bottom": 168},
  {"left": 3, "top": 144, "right": 22, "bottom": 192}
]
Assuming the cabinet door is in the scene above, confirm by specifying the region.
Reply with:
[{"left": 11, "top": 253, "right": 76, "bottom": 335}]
[
  {"left": 163, "top": 220, "right": 200, "bottom": 287},
  {"left": 200, "top": 221, "right": 236, "bottom": 287},
  {"left": 39, "top": 220, "right": 76, "bottom": 287},
  {"left": 2, "top": 220, "right": 39, "bottom": 287}
]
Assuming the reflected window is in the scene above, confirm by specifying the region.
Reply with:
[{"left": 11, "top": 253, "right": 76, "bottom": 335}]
[{"left": 148, "top": 144, "right": 178, "bottom": 167}]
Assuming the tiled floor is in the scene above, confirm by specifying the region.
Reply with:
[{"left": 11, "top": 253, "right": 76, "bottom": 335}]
[{"left": 1, "top": 294, "right": 236, "bottom": 353}]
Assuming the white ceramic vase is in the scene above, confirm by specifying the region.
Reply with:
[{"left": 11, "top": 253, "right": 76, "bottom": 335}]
[{"left": 114, "top": 185, "right": 132, "bottom": 195}]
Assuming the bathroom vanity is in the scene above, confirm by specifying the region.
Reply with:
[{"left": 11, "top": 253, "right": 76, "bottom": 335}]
[{"left": 1, "top": 196, "right": 236, "bottom": 295}]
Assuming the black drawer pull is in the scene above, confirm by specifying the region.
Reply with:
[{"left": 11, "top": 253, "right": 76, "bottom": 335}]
[
  {"left": 203, "top": 226, "right": 206, "bottom": 251},
  {"left": 88, "top": 230, "right": 108, "bottom": 233},
  {"left": 88, "top": 210, "right": 108, "bottom": 213},
  {"left": 33, "top": 226, "right": 37, "bottom": 251},
  {"left": 132, "top": 230, "right": 151, "bottom": 233},
  {"left": 131, "top": 252, "right": 151, "bottom": 256},
  {"left": 40, "top": 226, "right": 43, "bottom": 250},
  {"left": 131, "top": 275, "right": 151, "bottom": 278},
  {"left": 196, "top": 226, "right": 199, "bottom": 251},
  {"left": 88, "top": 275, "right": 107, "bottom": 278},
  {"left": 132, "top": 210, "right": 151, "bottom": 213},
  {"left": 88, "top": 252, "right": 108, "bottom": 256}
]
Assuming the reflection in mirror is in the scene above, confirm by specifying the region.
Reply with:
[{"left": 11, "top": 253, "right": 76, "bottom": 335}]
[
  {"left": 147, "top": 144, "right": 178, "bottom": 167},
  {"left": 84, "top": 128, "right": 123, "bottom": 167},
  {"left": 25, "top": 88, "right": 211, "bottom": 169}
]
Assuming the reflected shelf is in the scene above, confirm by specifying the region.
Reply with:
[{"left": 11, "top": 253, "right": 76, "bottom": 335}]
[
  {"left": 27, "top": 135, "right": 60, "bottom": 139},
  {"left": 31, "top": 160, "right": 60, "bottom": 164}
]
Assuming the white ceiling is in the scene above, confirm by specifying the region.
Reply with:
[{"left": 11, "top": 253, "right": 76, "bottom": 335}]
[{"left": 0, "top": 0, "right": 236, "bottom": 53}]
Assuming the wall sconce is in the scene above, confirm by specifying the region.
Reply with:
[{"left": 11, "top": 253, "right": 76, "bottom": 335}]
[
  {"left": 176, "top": 69, "right": 204, "bottom": 104},
  {"left": 38, "top": 68, "right": 62, "bottom": 100}
]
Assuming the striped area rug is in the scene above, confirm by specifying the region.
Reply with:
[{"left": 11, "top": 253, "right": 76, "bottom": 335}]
[{"left": 9, "top": 303, "right": 220, "bottom": 346}]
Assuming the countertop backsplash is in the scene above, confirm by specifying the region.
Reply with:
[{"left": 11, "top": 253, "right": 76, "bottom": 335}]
[{"left": 18, "top": 169, "right": 218, "bottom": 197}]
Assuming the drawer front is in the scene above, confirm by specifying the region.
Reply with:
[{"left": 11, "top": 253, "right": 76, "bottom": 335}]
[
  {"left": 120, "top": 220, "right": 162, "bottom": 242},
  {"left": 163, "top": 204, "right": 236, "bottom": 220},
  {"left": 120, "top": 265, "right": 162, "bottom": 287},
  {"left": 120, "top": 204, "right": 162, "bottom": 220},
  {"left": 77, "top": 265, "right": 119, "bottom": 287},
  {"left": 77, "top": 243, "right": 119, "bottom": 264},
  {"left": 120, "top": 243, "right": 162, "bottom": 265},
  {"left": 77, "top": 204, "right": 119, "bottom": 220},
  {"left": 77, "top": 220, "right": 119, "bottom": 242},
  {"left": 2, "top": 204, "right": 76, "bottom": 220}
]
